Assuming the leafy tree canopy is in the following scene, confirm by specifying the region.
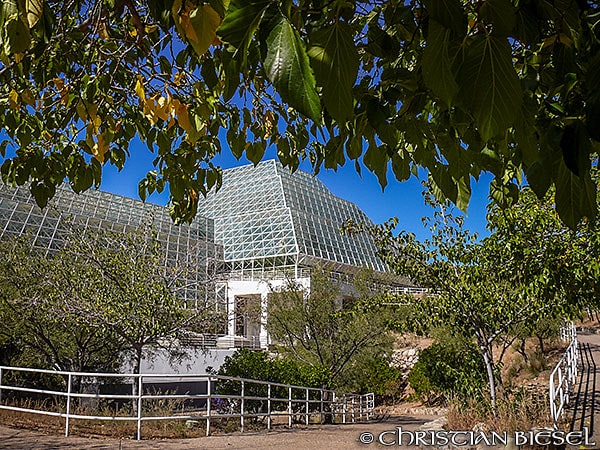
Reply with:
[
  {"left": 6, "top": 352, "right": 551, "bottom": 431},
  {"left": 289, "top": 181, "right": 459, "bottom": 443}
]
[
  {"left": 0, "top": 222, "right": 221, "bottom": 374},
  {"left": 0, "top": 0, "right": 599, "bottom": 226},
  {"left": 267, "top": 268, "right": 397, "bottom": 391},
  {"left": 349, "top": 185, "right": 599, "bottom": 409}
]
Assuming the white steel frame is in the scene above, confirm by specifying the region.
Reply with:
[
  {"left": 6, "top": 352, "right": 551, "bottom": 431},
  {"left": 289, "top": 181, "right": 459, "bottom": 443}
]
[{"left": 0, "top": 365, "right": 374, "bottom": 440}]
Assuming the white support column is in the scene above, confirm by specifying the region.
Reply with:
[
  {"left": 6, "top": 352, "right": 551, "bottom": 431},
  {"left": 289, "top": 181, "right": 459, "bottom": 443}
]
[
  {"left": 260, "top": 292, "right": 269, "bottom": 348},
  {"left": 227, "top": 288, "right": 236, "bottom": 336}
]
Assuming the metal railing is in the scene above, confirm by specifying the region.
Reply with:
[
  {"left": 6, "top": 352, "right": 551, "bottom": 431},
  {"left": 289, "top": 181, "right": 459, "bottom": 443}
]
[
  {"left": 549, "top": 321, "right": 579, "bottom": 428},
  {"left": 560, "top": 321, "right": 577, "bottom": 342},
  {"left": 0, "top": 366, "right": 374, "bottom": 440}
]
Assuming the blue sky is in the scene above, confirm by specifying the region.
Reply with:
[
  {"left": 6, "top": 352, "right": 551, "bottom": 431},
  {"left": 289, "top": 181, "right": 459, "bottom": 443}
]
[{"left": 99, "top": 141, "right": 493, "bottom": 242}]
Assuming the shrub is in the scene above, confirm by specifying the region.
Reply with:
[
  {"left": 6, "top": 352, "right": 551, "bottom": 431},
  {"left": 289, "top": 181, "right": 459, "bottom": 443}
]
[
  {"left": 408, "top": 337, "right": 486, "bottom": 404},
  {"left": 208, "top": 349, "right": 329, "bottom": 419},
  {"left": 336, "top": 355, "right": 402, "bottom": 397},
  {"left": 209, "top": 349, "right": 328, "bottom": 387}
]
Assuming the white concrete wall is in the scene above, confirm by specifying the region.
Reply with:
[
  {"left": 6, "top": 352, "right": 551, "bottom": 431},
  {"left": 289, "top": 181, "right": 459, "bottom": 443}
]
[{"left": 123, "top": 347, "right": 236, "bottom": 376}]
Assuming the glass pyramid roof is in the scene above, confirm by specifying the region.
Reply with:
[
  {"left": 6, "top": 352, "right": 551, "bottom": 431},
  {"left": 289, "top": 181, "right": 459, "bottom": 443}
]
[{"left": 198, "top": 160, "right": 386, "bottom": 273}]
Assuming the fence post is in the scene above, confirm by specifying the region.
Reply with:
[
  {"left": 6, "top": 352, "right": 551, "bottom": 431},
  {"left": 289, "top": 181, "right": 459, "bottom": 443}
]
[
  {"left": 206, "top": 377, "right": 211, "bottom": 437},
  {"left": 320, "top": 389, "right": 323, "bottom": 424},
  {"left": 0, "top": 367, "right": 3, "bottom": 406},
  {"left": 359, "top": 395, "right": 363, "bottom": 421},
  {"left": 288, "top": 386, "right": 292, "bottom": 428},
  {"left": 241, "top": 380, "right": 245, "bottom": 433},
  {"left": 65, "top": 373, "right": 72, "bottom": 437},
  {"left": 342, "top": 395, "right": 347, "bottom": 424},
  {"left": 267, "top": 383, "right": 272, "bottom": 430},
  {"left": 305, "top": 388, "right": 309, "bottom": 425},
  {"left": 136, "top": 375, "right": 143, "bottom": 440}
]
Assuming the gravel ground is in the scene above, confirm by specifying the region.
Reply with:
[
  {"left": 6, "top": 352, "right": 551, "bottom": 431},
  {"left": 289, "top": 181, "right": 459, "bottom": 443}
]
[{"left": 0, "top": 415, "right": 437, "bottom": 449}]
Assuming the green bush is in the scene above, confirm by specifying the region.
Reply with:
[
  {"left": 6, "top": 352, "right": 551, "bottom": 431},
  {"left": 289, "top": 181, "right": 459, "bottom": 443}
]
[
  {"left": 207, "top": 349, "right": 329, "bottom": 418},
  {"left": 209, "top": 349, "right": 328, "bottom": 386},
  {"left": 408, "top": 338, "right": 486, "bottom": 404},
  {"left": 337, "top": 355, "right": 402, "bottom": 396}
]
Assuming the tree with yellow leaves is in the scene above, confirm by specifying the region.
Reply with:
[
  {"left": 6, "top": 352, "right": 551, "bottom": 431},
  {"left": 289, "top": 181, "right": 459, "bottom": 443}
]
[{"left": 0, "top": 0, "right": 599, "bottom": 228}]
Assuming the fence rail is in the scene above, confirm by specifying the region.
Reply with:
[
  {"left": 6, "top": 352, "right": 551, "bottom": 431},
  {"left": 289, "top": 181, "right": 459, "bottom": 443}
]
[
  {"left": 0, "top": 365, "right": 374, "bottom": 440},
  {"left": 549, "top": 321, "right": 579, "bottom": 428}
]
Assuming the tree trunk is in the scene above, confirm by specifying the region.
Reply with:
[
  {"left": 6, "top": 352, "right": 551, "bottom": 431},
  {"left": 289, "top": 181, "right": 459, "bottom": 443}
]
[
  {"left": 131, "top": 346, "right": 143, "bottom": 415},
  {"left": 477, "top": 336, "right": 497, "bottom": 415},
  {"left": 518, "top": 339, "right": 529, "bottom": 363},
  {"left": 322, "top": 388, "right": 333, "bottom": 424},
  {"left": 536, "top": 334, "right": 545, "bottom": 354}
]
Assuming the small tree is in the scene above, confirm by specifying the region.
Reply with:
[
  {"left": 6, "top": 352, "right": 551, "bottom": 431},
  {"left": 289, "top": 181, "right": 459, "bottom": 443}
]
[
  {"left": 267, "top": 268, "right": 396, "bottom": 393},
  {"left": 0, "top": 223, "right": 223, "bottom": 376},
  {"left": 350, "top": 189, "right": 591, "bottom": 412},
  {"left": 0, "top": 235, "right": 123, "bottom": 373},
  {"left": 56, "top": 224, "right": 223, "bottom": 375}
]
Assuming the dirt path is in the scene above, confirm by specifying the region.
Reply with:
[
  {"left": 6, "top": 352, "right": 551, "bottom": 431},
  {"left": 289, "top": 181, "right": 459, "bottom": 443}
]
[
  {"left": 570, "top": 328, "right": 600, "bottom": 448},
  {"left": 0, "top": 415, "right": 437, "bottom": 449}
]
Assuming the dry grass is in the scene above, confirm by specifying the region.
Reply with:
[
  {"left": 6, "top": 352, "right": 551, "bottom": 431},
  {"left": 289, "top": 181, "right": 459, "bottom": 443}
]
[
  {"left": 447, "top": 388, "right": 553, "bottom": 433},
  {"left": 0, "top": 396, "right": 319, "bottom": 439}
]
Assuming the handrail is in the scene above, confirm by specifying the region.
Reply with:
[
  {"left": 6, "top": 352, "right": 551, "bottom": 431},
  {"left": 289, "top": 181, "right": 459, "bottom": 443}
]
[
  {"left": 0, "top": 365, "right": 375, "bottom": 440},
  {"left": 549, "top": 321, "right": 579, "bottom": 428}
]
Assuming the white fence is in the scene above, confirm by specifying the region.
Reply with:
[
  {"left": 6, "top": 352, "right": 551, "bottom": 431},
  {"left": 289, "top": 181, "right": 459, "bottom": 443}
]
[
  {"left": 549, "top": 321, "right": 579, "bottom": 427},
  {"left": 0, "top": 366, "right": 374, "bottom": 440}
]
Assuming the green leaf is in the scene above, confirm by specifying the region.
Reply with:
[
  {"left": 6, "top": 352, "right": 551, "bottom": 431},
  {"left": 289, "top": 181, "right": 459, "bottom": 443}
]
[
  {"left": 514, "top": 95, "right": 539, "bottom": 167},
  {"left": 188, "top": 5, "right": 221, "bottom": 57},
  {"left": 391, "top": 152, "right": 410, "bottom": 182},
  {"left": 457, "top": 35, "right": 522, "bottom": 141},
  {"left": 201, "top": 57, "right": 219, "bottom": 90},
  {"left": 30, "top": 181, "right": 52, "bottom": 208},
  {"left": 422, "top": 20, "right": 459, "bottom": 105},
  {"left": 429, "top": 165, "right": 458, "bottom": 204},
  {"left": 208, "top": 0, "right": 230, "bottom": 17},
  {"left": 346, "top": 135, "right": 363, "bottom": 160},
  {"left": 456, "top": 175, "right": 471, "bottom": 211},
  {"left": 366, "top": 98, "right": 398, "bottom": 146},
  {"left": 363, "top": 140, "right": 389, "bottom": 189},
  {"left": 323, "top": 136, "right": 345, "bottom": 169},
  {"left": 3, "top": 15, "right": 31, "bottom": 54},
  {"left": 489, "top": 179, "right": 518, "bottom": 208},
  {"left": 264, "top": 16, "right": 321, "bottom": 121},
  {"left": 559, "top": 121, "right": 591, "bottom": 177},
  {"left": 245, "top": 140, "right": 266, "bottom": 165},
  {"left": 217, "top": 0, "right": 270, "bottom": 65},
  {"left": 365, "top": 22, "right": 400, "bottom": 59},
  {"left": 308, "top": 21, "right": 358, "bottom": 123},
  {"left": 555, "top": 159, "right": 585, "bottom": 230},
  {"left": 423, "top": 0, "right": 467, "bottom": 36},
  {"left": 480, "top": 0, "right": 516, "bottom": 36}
]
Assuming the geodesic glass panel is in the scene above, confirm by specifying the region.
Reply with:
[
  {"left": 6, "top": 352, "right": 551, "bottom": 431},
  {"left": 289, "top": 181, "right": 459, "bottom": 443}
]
[
  {"left": 198, "top": 160, "right": 386, "bottom": 273},
  {"left": 0, "top": 183, "right": 219, "bottom": 305},
  {"left": 199, "top": 160, "right": 298, "bottom": 262}
]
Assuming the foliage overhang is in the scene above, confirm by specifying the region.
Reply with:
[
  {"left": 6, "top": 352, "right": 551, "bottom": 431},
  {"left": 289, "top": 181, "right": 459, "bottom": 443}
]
[{"left": 0, "top": 0, "right": 598, "bottom": 227}]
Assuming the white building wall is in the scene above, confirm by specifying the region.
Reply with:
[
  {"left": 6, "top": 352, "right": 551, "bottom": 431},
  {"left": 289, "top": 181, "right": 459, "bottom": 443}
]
[{"left": 122, "top": 347, "right": 236, "bottom": 376}]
